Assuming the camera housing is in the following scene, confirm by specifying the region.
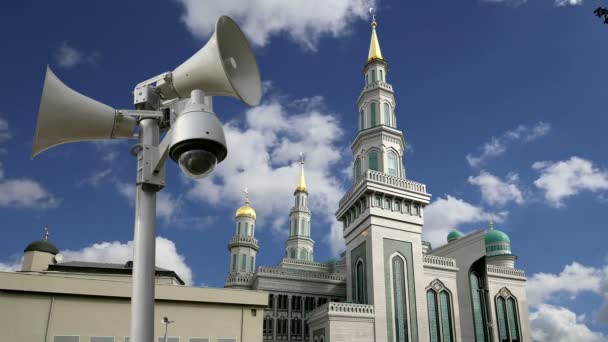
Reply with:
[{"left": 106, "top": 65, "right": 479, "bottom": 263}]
[{"left": 168, "top": 99, "right": 227, "bottom": 179}]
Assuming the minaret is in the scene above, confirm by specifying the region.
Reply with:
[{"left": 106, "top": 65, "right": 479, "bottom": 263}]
[
  {"left": 225, "top": 189, "right": 259, "bottom": 289},
  {"left": 284, "top": 154, "right": 314, "bottom": 261},
  {"left": 22, "top": 226, "right": 60, "bottom": 272},
  {"left": 336, "top": 12, "right": 432, "bottom": 341}
]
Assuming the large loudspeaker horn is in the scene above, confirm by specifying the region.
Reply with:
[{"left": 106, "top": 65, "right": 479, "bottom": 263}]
[
  {"left": 32, "top": 68, "right": 136, "bottom": 158},
  {"left": 170, "top": 16, "right": 262, "bottom": 106}
]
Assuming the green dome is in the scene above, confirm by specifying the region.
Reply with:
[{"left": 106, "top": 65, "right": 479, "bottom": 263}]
[
  {"left": 447, "top": 230, "right": 464, "bottom": 243},
  {"left": 24, "top": 240, "right": 59, "bottom": 255},
  {"left": 485, "top": 229, "right": 510, "bottom": 244}
]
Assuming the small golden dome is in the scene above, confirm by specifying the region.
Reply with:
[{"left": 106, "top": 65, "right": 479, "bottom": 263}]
[{"left": 235, "top": 188, "right": 256, "bottom": 219}]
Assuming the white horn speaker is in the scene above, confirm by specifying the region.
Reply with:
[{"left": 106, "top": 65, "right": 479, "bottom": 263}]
[
  {"left": 169, "top": 16, "right": 262, "bottom": 106},
  {"left": 32, "top": 67, "right": 136, "bottom": 158}
]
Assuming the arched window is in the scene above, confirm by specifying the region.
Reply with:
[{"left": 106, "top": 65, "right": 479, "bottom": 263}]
[
  {"left": 290, "top": 249, "right": 296, "bottom": 259},
  {"left": 291, "top": 219, "right": 296, "bottom": 236},
  {"left": 365, "top": 74, "right": 369, "bottom": 85},
  {"left": 300, "top": 249, "right": 307, "bottom": 260},
  {"left": 470, "top": 271, "right": 488, "bottom": 342},
  {"left": 241, "top": 254, "right": 247, "bottom": 271},
  {"left": 380, "top": 69, "right": 384, "bottom": 81},
  {"left": 360, "top": 109, "right": 365, "bottom": 130},
  {"left": 368, "top": 151, "right": 379, "bottom": 171},
  {"left": 374, "top": 195, "right": 381, "bottom": 207},
  {"left": 356, "top": 259, "right": 367, "bottom": 304},
  {"left": 384, "top": 103, "right": 391, "bottom": 126},
  {"left": 237, "top": 222, "right": 241, "bottom": 235},
  {"left": 440, "top": 291, "right": 454, "bottom": 342},
  {"left": 427, "top": 290, "right": 440, "bottom": 342},
  {"left": 370, "top": 102, "right": 377, "bottom": 127},
  {"left": 251, "top": 224, "right": 255, "bottom": 236},
  {"left": 301, "top": 218, "right": 305, "bottom": 235},
  {"left": 250, "top": 256, "right": 255, "bottom": 272},
  {"left": 372, "top": 69, "right": 376, "bottom": 82},
  {"left": 355, "top": 158, "right": 362, "bottom": 179},
  {"left": 426, "top": 280, "right": 455, "bottom": 342},
  {"left": 232, "top": 254, "right": 236, "bottom": 272},
  {"left": 263, "top": 315, "right": 274, "bottom": 338},
  {"left": 392, "top": 255, "right": 409, "bottom": 342},
  {"left": 495, "top": 288, "right": 521, "bottom": 342},
  {"left": 388, "top": 152, "right": 398, "bottom": 177}
]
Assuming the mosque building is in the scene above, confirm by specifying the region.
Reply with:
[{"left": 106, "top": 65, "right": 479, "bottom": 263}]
[
  {"left": 223, "top": 15, "right": 531, "bottom": 342},
  {"left": 0, "top": 14, "right": 530, "bottom": 342}
]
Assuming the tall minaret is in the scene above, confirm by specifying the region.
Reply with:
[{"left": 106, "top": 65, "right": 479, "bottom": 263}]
[
  {"left": 225, "top": 189, "right": 259, "bottom": 289},
  {"left": 284, "top": 154, "right": 314, "bottom": 261},
  {"left": 336, "top": 12, "right": 432, "bottom": 341}
]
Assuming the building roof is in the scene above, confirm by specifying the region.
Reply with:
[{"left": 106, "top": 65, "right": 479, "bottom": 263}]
[
  {"left": 235, "top": 189, "right": 256, "bottom": 220},
  {"left": 447, "top": 230, "right": 464, "bottom": 243},
  {"left": 47, "top": 261, "right": 185, "bottom": 285},
  {"left": 485, "top": 229, "right": 511, "bottom": 245},
  {"left": 24, "top": 240, "right": 59, "bottom": 255}
]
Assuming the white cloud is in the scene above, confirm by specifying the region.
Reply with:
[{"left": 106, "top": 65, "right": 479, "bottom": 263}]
[
  {"left": 466, "top": 122, "right": 550, "bottom": 167},
  {"left": 422, "top": 195, "right": 505, "bottom": 248},
  {"left": 60, "top": 237, "right": 193, "bottom": 285},
  {"left": 187, "top": 96, "right": 347, "bottom": 255},
  {"left": 527, "top": 262, "right": 602, "bottom": 307},
  {"left": 468, "top": 171, "right": 524, "bottom": 206},
  {"left": 80, "top": 168, "right": 112, "bottom": 187},
  {"left": 481, "top": 0, "right": 581, "bottom": 6},
  {"left": 55, "top": 41, "right": 99, "bottom": 68},
  {"left": 530, "top": 304, "right": 606, "bottom": 342},
  {"left": 115, "top": 182, "right": 180, "bottom": 222},
  {"left": 0, "top": 257, "right": 23, "bottom": 272},
  {"left": 176, "top": 0, "right": 374, "bottom": 50},
  {"left": 0, "top": 116, "right": 10, "bottom": 143},
  {"left": 555, "top": 0, "right": 583, "bottom": 6},
  {"left": 0, "top": 179, "right": 59, "bottom": 209},
  {"left": 532, "top": 156, "right": 608, "bottom": 207}
]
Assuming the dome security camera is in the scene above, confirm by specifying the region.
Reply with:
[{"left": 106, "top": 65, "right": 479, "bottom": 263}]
[
  {"left": 168, "top": 91, "right": 227, "bottom": 179},
  {"left": 162, "top": 317, "right": 170, "bottom": 323}
]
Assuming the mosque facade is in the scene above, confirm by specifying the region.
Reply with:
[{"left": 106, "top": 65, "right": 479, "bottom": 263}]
[{"left": 224, "top": 16, "right": 531, "bottom": 342}]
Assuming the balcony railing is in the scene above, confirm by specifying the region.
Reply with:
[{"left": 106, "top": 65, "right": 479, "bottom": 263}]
[
  {"left": 228, "top": 235, "right": 259, "bottom": 249},
  {"left": 308, "top": 302, "right": 375, "bottom": 319},
  {"left": 225, "top": 272, "right": 254, "bottom": 285},
  {"left": 339, "top": 170, "right": 427, "bottom": 207},
  {"left": 423, "top": 255, "right": 457, "bottom": 268},
  {"left": 487, "top": 264, "right": 526, "bottom": 278},
  {"left": 257, "top": 266, "right": 346, "bottom": 281}
]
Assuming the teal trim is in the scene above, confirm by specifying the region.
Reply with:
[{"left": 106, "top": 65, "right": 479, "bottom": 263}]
[
  {"left": 384, "top": 239, "right": 418, "bottom": 342},
  {"left": 251, "top": 256, "right": 255, "bottom": 272},
  {"left": 369, "top": 151, "right": 379, "bottom": 171},
  {"left": 507, "top": 298, "right": 520, "bottom": 341},
  {"left": 496, "top": 297, "right": 508, "bottom": 342},
  {"left": 300, "top": 218, "right": 305, "bottom": 235},
  {"left": 470, "top": 272, "right": 486, "bottom": 342},
  {"left": 371, "top": 103, "right": 377, "bottom": 126},
  {"left": 440, "top": 291, "right": 453, "bottom": 342},
  {"left": 350, "top": 241, "right": 367, "bottom": 304},
  {"left": 384, "top": 103, "right": 390, "bottom": 126},
  {"left": 427, "top": 290, "right": 439, "bottom": 342},
  {"left": 393, "top": 257, "right": 408, "bottom": 342},
  {"left": 241, "top": 254, "right": 246, "bottom": 271}
]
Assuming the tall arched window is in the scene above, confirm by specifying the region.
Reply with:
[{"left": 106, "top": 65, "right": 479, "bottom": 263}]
[
  {"left": 232, "top": 254, "right": 236, "bottom": 272},
  {"left": 370, "top": 102, "right": 378, "bottom": 126},
  {"left": 360, "top": 109, "right": 365, "bottom": 130},
  {"left": 440, "top": 291, "right": 454, "bottom": 342},
  {"left": 366, "top": 74, "right": 369, "bottom": 85},
  {"left": 380, "top": 69, "right": 384, "bottom": 81},
  {"left": 237, "top": 222, "right": 241, "bottom": 235},
  {"left": 250, "top": 256, "right": 255, "bottom": 272},
  {"left": 427, "top": 290, "right": 440, "bottom": 342},
  {"left": 300, "top": 218, "right": 305, "bottom": 235},
  {"left": 392, "top": 255, "right": 409, "bottom": 342},
  {"left": 495, "top": 288, "right": 521, "bottom": 342},
  {"left": 355, "top": 158, "right": 362, "bottom": 179},
  {"left": 470, "top": 271, "right": 488, "bottom": 342},
  {"left": 388, "top": 152, "right": 398, "bottom": 177},
  {"left": 426, "top": 280, "right": 455, "bottom": 342},
  {"left": 241, "top": 254, "right": 247, "bottom": 271},
  {"left": 290, "top": 249, "right": 296, "bottom": 259},
  {"left": 372, "top": 69, "right": 376, "bottom": 82},
  {"left": 368, "top": 151, "right": 379, "bottom": 171},
  {"left": 356, "top": 259, "right": 366, "bottom": 304},
  {"left": 292, "top": 219, "right": 297, "bottom": 236},
  {"left": 384, "top": 103, "right": 391, "bottom": 126}
]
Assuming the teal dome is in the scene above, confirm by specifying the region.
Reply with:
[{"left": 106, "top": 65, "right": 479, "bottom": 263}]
[
  {"left": 485, "top": 229, "right": 511, "bottom": 256},
  {"left": 24, "top": 240, "right": 59, "bottom": 255},
  {"left": 447, "top": 230, "right": 464, "bottom": 243}
]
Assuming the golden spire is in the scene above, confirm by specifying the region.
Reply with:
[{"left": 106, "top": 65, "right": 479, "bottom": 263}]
[
  {"left": 235, "top": 188, "right": 256, "bottom": 219},
  {"left": 295, "top": 153, "right": 307, "bottom": 193},
  {"left": 367, "top": 9, "right": 384, "bottom": 62},
  {"left": 44, "top": 226, "right": 49, "bottom": 240}
]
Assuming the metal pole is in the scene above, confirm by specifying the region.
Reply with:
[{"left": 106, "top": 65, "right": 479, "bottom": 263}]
[
  {"left": 130, "top": 118, "right": 160, "bottom": 342},
  {"left": 163, "top": 321, "right": 168, "bottom": 342}
]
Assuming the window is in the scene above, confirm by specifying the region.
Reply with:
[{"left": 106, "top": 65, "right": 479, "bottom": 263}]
[
  {"left": 470, "top": 271, "right": 488, "bottom": 342},
  {"left": 355, "top": 158, "right": 362, "bottom": 179},
  {"left": 374, "top": 195, "right": 381, "bottom": 207},
  {"left": 292, "top": 296, "right": 302, "bottom": 311},
  {"left": 241, "top": 254, "right": 247, "bottom": 271},
  {"left": 370, "top": 103, "right": 377, "bottom": 126},
  {"left": 360, "top": 109, "right": 365, "bottom": 130},
  {"left": 395, "top": 201, "right": 401, "bottom": 212},
  {"left": 426, "top": 281, "right": 454, "bottom": 342},
  {"left": 251, "top": 256, "right": 255, "bottom": 272},
  {"left": 412, "top": 204, "right": 419, "bottom": 216},
  {"left": 368, "top": 151, "right": 379, "bottom": 171},
  {"left": 264, "top": 315, "right": 274, "bottom": 339},
  {"left": 300, "top": 218, "right": 305, "bottom": 235},
  {"left": 54, "top": 338, "right": 79, "bottom": 342},
  {"left": 380, "top": 69, "right": 384, "bottom": 81},
  {"left": 495, "top": 289, "right": 521, "bottom": 342},
  {"left": 278, "top": 294, "right": 289, "bottom": 310},
  {"left": 388, "top": 152, "right": 398, "bottom": 177},
  {"left": 291, "top": 219, "right": 296, "bottom": 236},
  {"left": 439, "top": 291, "right": 454, "bottom": 342},
  {"left": 268, "top": 294, "right": 274, "bottom": 308},
  {"left": 232, "top": 254, "right": 236, "bottom": 272},
  {"left": 291, "top": 317, "right": 302, "bottom": 337},
  {"left": 277, "top": 317, "right": 288, "bottom": 338},
  {"left": 384, "top": 103, "right": 390, "bottom": 126},
  {"left": 385, "top": 199, "right": 391, "bottom": 209},
  {"left": 366, "top": 74, "right": 369, "bottom": 85},
  {"left": 356, "top": 259, "right": 366, "bottom": 304},
  {"left": 392, "top": 256, "right": 409, "bottom": 342},
  {"left": 427, "top": 291, "right": 440, "bottom": 342},
  {"left": 290, "top": 249, "right": 296, "bottom": 259},
  {"left": 300, "top": 249, "right": 307, "bottom": 260},
  {"left": 372, "top": 69, "right": 376, "bottom": 82}
]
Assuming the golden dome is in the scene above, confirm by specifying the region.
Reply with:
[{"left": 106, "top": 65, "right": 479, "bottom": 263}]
[{"left": 235, "top": 189, "right": 256, "bottom": 219}]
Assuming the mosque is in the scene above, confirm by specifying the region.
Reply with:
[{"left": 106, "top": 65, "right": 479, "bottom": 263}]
[
  {"left": 223, "top": 15, "right": 531, "bottom": 342},
  {"left": 0, "top": 15, "right": 531, "bottom": 342}
]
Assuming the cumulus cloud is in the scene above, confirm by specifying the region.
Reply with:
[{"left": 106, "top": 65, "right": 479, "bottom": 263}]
[
  {"left": 481, "top": 0, "right": 581, "bottom": 7},
  {"left": 0, "top": 179, "right": 59, "bottom": 209},
  {"left": 530, "top": 304, "right": 606, "bottom": 342},
  {"left": 187, "top": 96, "right": 347, "bottom": 255},
  {"left": 55, "top": 41, "right": 99, "bottom": 68},
  {"left": 532, "top": 156, "right": 608, "bottom": 207},
  {"left": 0, "top": 116, "right": 10, "bottom": 143},
  {"left": 80, "top": 168, "right": 112, "bottom": 187},
  {"left": 60, "top": 237, "right": 193, "bottom": 285},
  {"left": 0, "top": 257, "right": 23, "bottom": 272},
  {"left": 115, "top": 181, "right": 180, "bottom": 223},
  {"left": 468, "top": 171, "right": 524, "bottom": 206},
  {"left": 422, "top": 195, "right": 505, "bottom": 248},
  {"left": 175, "top": 0, "right": 374, "bottom": 50},
  {"left": 466, "top": 122, "right": 550, "bottom": 167},
  {"left": 527, "top": 262, "right": 602, "bottom": 307}
]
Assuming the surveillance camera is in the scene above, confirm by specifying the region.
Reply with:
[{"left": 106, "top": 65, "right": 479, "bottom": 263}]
[
  {"left": 168, "top": 93, "right": 227, "bottom": 179},
  {"left": 163, "top": 317, "right": 169, "bottom": 323}
]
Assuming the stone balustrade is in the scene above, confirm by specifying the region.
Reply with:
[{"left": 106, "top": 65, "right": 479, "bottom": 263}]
[
  {"left": 487, "top": 264, "right": 526, "bottom": 278},
  {"left": 308, "top": 302, "right": 375, "bottom": 319},
  {"left": 339, "top": 170, "right": 427, "bottom": 207},
  {"left": 224, "top": 272, "right": 254, "bottom": 285},
  {"left": 423, "top": 254, "right": 457, "bottom": 268},
  {"left": 228, "top": 235, "right": 259, "bottom": 249},
  {"left": 257, "top": 266, "right": 346, "bottom": 281},
  {"left": 281, "top": 258, "right": 331, "bottom": 268}
]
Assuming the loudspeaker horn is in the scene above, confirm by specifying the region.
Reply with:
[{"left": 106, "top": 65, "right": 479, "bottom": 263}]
[
  {"left": 169, "top": 16, "right": 262, "bottom": 106},
  {"left": 32, "top": 67, "right": 136, "bottom": 158}
]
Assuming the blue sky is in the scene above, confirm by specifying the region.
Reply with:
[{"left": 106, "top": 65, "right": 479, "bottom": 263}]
[{"left": 1, "top": 0, "right": 607, "bottom": 340}]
